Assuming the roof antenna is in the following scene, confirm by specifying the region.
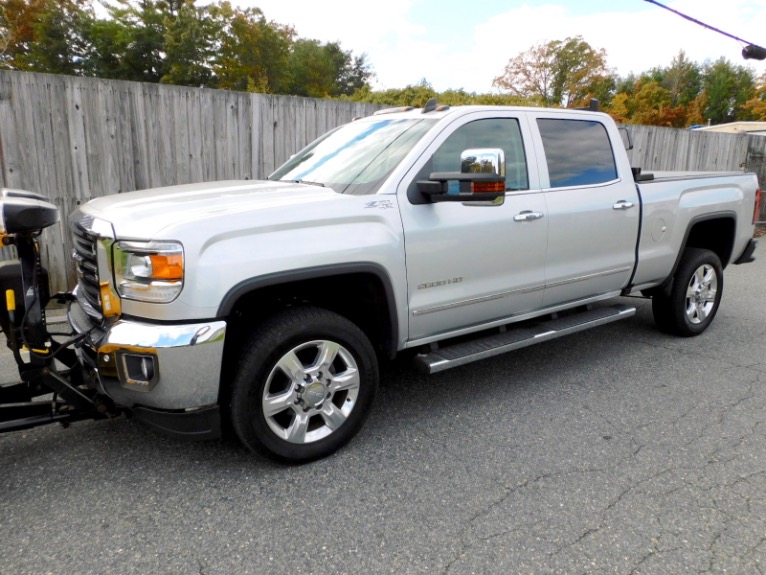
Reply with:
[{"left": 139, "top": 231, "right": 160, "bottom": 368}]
[{"left": 422, "top": 98, "right": 438, "bottom": 114}]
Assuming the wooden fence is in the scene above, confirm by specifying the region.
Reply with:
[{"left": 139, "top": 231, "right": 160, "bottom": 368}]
[
  {"left": 0, "top": 70, "right": 763, "bottom": 291},
  {"left": 0, "top": 71, "right": 380, "bottom": 291},
  {"left": 625, "top": 123, "right": 766, "bottom": 193},
  {"left": 626, "top": 124, "right": 766, "bottom": 225}
]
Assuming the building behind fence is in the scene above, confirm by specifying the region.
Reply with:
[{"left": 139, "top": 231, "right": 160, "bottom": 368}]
[{"left": 1, "top": 70, "right": 764, "bottom": 292}]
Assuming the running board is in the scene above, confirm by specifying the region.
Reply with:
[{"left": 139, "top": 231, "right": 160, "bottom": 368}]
[{"left": 414, "top": 304, "right": 636, "bottom": 374}]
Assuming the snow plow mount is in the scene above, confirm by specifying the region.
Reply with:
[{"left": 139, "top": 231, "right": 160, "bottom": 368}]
[{"left": 0, "top": 189, "right": 120, "bottom": 434}]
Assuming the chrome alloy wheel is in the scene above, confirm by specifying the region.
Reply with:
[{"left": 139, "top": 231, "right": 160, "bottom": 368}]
[
  {"left": 685, "top": 263, "right": 718, "bottom": 324},
  {"left": 262, "top": 340, "right": 360, "bottom": 444}
]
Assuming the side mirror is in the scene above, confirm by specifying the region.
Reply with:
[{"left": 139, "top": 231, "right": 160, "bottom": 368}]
[{"left": 417, "top": 148, "right": 506, "bottom": 204}]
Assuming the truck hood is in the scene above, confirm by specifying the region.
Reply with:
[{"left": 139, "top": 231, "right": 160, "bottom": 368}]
[{"left": 80, "top": 180, "right": 346, "bottom": 238}]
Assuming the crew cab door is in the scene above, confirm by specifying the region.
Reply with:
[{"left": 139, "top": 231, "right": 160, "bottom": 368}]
[
  {"left": 529, "top": 114, "right": 640, "bottom": 306},
  {"left": 397, "top": 113, "right": 548, "bottom": 342}
]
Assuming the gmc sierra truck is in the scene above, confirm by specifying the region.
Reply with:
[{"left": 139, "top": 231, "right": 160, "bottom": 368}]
[{"left": 40, "top": 103, "right": 762, "bottom": 461}]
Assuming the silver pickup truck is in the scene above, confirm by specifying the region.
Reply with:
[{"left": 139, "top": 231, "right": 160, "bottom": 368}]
[{"left": 62, "top": 103, "right": 760, "bottom": 461}]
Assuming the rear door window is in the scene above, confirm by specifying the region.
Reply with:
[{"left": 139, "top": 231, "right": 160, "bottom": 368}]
[{"left": 537, "top": 119, "right": 617, "bottom": 188}]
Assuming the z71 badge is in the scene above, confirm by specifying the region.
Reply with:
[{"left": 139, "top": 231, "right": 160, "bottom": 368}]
[{"left": 364, "top": 200, "right": 395, "bottom": 209}]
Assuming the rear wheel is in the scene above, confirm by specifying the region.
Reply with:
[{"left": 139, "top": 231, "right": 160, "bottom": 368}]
[
  {"left": 229, "top": 306, "right": 378, "bottom": 462},
  {"left": 652, "top": 248, "right": 723, "bottom": 337}
]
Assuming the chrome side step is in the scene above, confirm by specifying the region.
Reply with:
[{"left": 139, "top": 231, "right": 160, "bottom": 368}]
[{"left": 414, "top": 304, "right": 636, "bottom": 374}]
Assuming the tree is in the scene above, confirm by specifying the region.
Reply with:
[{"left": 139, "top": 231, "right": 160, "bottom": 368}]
[
  {"left": 214, "top": 4, "right": 293, "bottom": 93},
  {"left": 161, "top": 0, "right": 217, "bottom": 86},
  {"left": 549, "top": 36, "right": 612, "bottom": 107},
  {"left": 741, "top": 73, "right": 766, "bottom": 120},
  {"left": 1, "top": 0, "right": 41, "bottom": 68},
  {"left": 85, "top": 0, "right": 176, "bottom": 82},
  {"left": 0, "top": 0, "right": 91, "bottom": 73},
  {"left": 287, "top": 39, "right": 371, "bottom": 98},
  {"left": 493, "top": 36, "right": 612, "bottom": 107},
  {"left": 347, "top": 81, "right": 531, "bottom": 107},
  {"left": 702, "top": 58, "right": 755, "bottom": 124},
  {"left": 492, "top": 41, "right": 554, "bottom": 105},
  {"left": 336, "top": 53, "right": 372, "bottom": 96},
  {"left": 662, "top": 51, "right": 702, "bottom": 107},
  {"left": 630, "top": 80, "right": 676, "bottom": 126}
]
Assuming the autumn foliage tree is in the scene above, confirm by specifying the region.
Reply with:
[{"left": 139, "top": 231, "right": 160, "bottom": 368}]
[
  {"left": 493, "top": 36, "right": 612, "bottom": 107},
  {"left": 604, "top": 53, "right": 755, "bottom": 127},
  {"left": 492, "top": 39, "right": 761, "bottom": 128},
  {"left": 0, "top": 0, "right": 91, "bottom": 74},
  {"left": 742, "top": 73, "right": 766, "bottom": 120}
]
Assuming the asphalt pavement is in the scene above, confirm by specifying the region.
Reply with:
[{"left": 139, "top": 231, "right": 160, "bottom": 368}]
[{"left": 1, "top": 246, "right": 765, "bottom": 575}]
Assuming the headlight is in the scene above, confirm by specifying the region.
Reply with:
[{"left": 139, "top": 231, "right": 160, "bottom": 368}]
[{"left": 113, "top": 241, "right": 184, "bottom": 303}]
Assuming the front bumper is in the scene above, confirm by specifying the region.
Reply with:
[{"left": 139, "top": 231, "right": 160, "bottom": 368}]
[{"left": 68, "top": 300, "right": 227, "bottom": 414}]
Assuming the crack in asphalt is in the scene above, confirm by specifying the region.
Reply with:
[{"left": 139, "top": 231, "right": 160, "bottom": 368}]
[{"left": 428, "top": 367, "right": 766, "bottom": 574}]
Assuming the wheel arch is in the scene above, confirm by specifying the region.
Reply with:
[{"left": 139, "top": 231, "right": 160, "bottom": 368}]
[
  {"left": 682, "top": 213, "right": 736, "bottom": 268},
  {"left": 218, "top": 263, "right": 399, "bottom": 362},
  {"left": 648, "top": 212, "right": 735, "bottom": 297}
]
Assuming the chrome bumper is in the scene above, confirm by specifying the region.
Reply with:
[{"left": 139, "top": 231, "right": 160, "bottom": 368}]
[{"left": 68, "top": 300, "right": 226, "bottom": 411}]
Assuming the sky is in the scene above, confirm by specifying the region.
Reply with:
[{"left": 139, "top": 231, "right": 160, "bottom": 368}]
[{"left": 231, "top": 0, "right": 766, "bottom": 93}]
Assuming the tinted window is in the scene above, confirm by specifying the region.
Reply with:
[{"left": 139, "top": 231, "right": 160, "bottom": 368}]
[
  {"left": 429, "top": 118, "right": 529, "bottom": 191},
  {"left": 537, "top": 119, "right": 617, "bottom": 188}
]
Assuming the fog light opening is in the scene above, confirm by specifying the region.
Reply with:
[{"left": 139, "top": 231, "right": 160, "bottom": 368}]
[{"left": 120, "top": 353, "right": 158, "bottom": 390}]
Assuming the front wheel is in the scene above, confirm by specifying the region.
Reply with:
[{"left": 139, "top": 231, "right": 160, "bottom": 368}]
[
  {"left": 229, "top": 307, "right": 378, "bottom": 462},
  {"left": 652, "top": 248, "right": 723, "bottom": 337}
]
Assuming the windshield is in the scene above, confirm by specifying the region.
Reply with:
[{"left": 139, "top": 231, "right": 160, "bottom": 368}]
[{"left": 269, "top": 118, "right": 437, "bottom": 195}]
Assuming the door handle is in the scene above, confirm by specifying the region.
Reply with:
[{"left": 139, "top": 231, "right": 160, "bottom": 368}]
[
  {"left": 612, "top": 200, "right": 635, "bottom": 210},
  {"left": 514, "top": 211, "right": 544, "bottom": 222}
]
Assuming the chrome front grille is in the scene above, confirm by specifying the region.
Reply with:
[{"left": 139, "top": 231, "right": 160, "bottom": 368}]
[{"left": 72, "top": 222, "right": 103, "bottom": 321}]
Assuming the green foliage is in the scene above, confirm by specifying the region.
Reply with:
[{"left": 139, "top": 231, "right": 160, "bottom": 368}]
[
  {"left": 702, "top": 58, "right": 755, "bottom": 124},
  {"left": 604, "top": 52, "right": 707, "bottom": 127},
  {"left": 161, "top": 0, "right": 217, "bottom": 86},
  {"left": 662, "top": 51, "right": 702, "bottom": 107},
  {"left": 85, "top": 0, "right": 169, "bottom": 82},
  {"left": 1, "top": 0, "right": 91, "bottom": 73},
  {"left": 287, "top": 39, "right": 371, "bottom": 98},
  {"left": 22, "top": 1, "right": 91, "bottom": 74},
  {"left": 346, "top": 79, "right": 534, "bottom": 107},
  {"left": 1, "top": 0, "right": 372, "bottom": 96},
  {"left": 604, "top": 54, "right": 755, "bottom": 127},
  {"left": 213, "top": 4, "right": 293, "bottom": 93}
]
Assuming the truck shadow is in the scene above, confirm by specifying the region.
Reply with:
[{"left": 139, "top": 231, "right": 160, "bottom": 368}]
[{"left": 0, "top": 298, "right": 668, "bottom": 478}]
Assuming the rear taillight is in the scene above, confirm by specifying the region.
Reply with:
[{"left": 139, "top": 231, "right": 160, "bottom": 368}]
[{"left": 755, "top": 188, "right": 762, "bottom": 224}]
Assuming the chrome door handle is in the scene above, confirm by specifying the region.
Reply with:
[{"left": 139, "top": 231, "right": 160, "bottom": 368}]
[
  {"left": 514, "top": 211, "right": 544, "bottom": 222},
  {"left": 613, "top": 200, "right": 635, "bottom": 210}
]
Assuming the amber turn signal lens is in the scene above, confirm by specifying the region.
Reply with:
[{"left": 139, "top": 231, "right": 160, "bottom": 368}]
[
  {"left": 472, "top": 181, "right": 505, "bottom": 193},
  {"left": 149, "top": 253, "right": 184, "bottom": 280}
]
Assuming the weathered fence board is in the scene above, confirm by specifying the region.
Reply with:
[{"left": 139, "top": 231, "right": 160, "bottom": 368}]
[
  {"left": 0, "top": 70, "right": 763, "bottom": 291},
  {"left": 0, "top": 71, "right": 381, "bottom": 288}
]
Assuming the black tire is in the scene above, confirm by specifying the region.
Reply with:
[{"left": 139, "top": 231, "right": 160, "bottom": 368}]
[
  {"left": 229, "top": 306, "right": 378, "bottom": 462},
  {"left": 651, "top": 248, "right": 723, "bottom": 337}
]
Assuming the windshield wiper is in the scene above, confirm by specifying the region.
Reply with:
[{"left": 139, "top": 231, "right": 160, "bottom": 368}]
[{"left": 285, "top": 179, "right": 325, "bottom": 187}]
